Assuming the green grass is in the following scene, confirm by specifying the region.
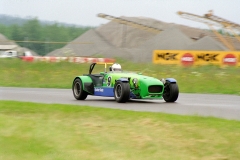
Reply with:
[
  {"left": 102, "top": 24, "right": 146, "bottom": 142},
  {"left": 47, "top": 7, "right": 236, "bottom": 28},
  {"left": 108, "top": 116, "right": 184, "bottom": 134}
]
[
  {"left": 1, "top": 59, "right": 239, "bottom": 159},
  {"left": 1, "top": 58, "right": 240, "bottom": 95},
  {"left": 0, "top": 101, "right": 240, "bottom": 160}
]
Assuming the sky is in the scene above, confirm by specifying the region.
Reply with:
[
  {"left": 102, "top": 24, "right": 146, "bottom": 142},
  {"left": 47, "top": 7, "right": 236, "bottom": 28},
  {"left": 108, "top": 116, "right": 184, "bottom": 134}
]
[{"left": 0, "top": 0, "right": 239, "bottom": 29}]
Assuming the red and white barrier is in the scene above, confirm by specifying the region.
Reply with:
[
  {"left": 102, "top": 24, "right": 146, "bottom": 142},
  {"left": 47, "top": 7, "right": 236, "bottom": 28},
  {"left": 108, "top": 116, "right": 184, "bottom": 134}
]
[{"left": 20, "top": 56, "right": 115, "bottom": 63}]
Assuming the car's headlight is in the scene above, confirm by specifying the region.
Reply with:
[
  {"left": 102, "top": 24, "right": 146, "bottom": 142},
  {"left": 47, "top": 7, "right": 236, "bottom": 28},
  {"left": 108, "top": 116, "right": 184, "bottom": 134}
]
[{"left": 132, "top": 78, "right": 138, "bottom": 88}]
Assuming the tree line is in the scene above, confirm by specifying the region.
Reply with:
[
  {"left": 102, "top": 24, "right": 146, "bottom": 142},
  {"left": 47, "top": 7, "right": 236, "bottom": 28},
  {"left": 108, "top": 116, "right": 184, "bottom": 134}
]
[{"left": 0, "top": 18, "right": 92, "bottom": 56}]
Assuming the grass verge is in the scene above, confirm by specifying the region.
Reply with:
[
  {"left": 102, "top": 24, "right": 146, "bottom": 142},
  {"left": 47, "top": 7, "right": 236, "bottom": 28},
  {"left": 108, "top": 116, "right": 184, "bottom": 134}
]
[
  {"left": 0, "top": 58, "right": 240, "bottom": 95},
  {"left": 0, "top": 101, "right": 240, "bottom": 160}
]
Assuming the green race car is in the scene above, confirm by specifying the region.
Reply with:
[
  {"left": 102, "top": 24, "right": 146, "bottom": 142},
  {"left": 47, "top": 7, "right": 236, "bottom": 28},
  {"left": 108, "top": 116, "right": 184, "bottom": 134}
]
[{"left": 72, "top": 63, "right": 179, "bottom": 103}]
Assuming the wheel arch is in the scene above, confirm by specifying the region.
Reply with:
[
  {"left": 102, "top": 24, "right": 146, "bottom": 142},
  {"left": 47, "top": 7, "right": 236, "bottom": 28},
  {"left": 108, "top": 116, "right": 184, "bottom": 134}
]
[
  {"left": 165, "top": 78, "right": 177, "bottom": 83},
  {"left": 115, "top": 78, "right": 129, "bottom": 83},
  {"left": 73, "top": 76, "right": 94, "bottom": 94}
]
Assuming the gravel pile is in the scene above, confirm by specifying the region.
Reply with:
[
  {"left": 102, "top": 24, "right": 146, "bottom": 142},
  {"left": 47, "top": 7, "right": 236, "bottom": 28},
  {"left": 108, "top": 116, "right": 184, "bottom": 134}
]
[
  {"left": 0, "top": 33, "right": 39, "bottom": 56},
  {"left": 47, "top": 29, "right": 113, "bottom": 57},
  {"left": 186, "top": 36, "right": 228, "bottom": 51},
  {"left": 46, "top": 15, "right": 240, "bottom": 62},
  {"left": 0, "top": 33, "right": 17, "bottom": 45},
  {"left": 95, "top": 16, "right": 184, "bottom": 49},
  {"left": 130, "top": 27, "right": 193, "bottom": 62}
]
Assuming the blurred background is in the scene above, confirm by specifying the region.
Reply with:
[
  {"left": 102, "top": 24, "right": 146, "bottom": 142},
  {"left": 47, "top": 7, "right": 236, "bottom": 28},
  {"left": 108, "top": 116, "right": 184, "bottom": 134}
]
[{"left": 0, "top": 0, "right": 239, "bottom": 62}]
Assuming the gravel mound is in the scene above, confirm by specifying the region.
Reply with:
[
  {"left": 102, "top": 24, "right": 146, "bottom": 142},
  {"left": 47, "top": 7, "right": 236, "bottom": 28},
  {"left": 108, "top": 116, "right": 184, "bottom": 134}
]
[
  {"left": 47, "top": 29, "right": 113, "bottom": 57},
  {"left": 46, "top": 15, "right": 239, "bottom": 62},
  {"left": 129, "top": 27, "right": 193, "bottom": 62},
  {"left": 0, "top": 33, "right": 39, "bottom": 56},
  {"left": 0, "top": 33, "right": 17, "bottom": 45},
  {"left": 186, "top": 36, "right": 228, "bottom": 50},
  {"left": 47, "top": 29, "right": 133, "bottom": 60}
]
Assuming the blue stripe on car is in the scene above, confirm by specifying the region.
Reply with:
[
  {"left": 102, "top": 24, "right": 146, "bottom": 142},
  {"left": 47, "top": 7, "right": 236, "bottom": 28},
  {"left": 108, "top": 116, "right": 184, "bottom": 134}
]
[{"left": 94, "top": 87, "right": 114, "bottom": 97}]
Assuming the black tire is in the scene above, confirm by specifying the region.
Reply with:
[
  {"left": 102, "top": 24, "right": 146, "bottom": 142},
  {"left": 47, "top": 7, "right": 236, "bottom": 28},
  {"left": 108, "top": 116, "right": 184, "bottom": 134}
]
[
  {"left": 114, "top": 81, "right": 130, "bottom": 103},
  {"left": 163, "top": 81, "right": 179, "bottom": 102},
  {"left": 72, "top": 78, "right": 88, "bottom": 100}
]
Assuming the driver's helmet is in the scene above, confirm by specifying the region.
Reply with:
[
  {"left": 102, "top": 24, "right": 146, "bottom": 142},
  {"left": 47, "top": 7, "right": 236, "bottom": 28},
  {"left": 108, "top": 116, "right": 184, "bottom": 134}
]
[{"left": 110, "top": 63, "right": 122, "bottom": 71}]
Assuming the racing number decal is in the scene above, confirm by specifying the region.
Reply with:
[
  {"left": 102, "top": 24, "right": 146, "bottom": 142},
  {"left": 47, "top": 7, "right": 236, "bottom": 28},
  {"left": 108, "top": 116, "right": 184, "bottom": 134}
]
[{"left": 107, "top": 76, "right": 112, "bottom": 86}]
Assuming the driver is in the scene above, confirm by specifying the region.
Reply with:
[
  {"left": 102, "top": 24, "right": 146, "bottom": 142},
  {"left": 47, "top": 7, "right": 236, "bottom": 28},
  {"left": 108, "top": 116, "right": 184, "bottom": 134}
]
[{"left": 109, "top": 63, "right": 122, "bottom": 72}]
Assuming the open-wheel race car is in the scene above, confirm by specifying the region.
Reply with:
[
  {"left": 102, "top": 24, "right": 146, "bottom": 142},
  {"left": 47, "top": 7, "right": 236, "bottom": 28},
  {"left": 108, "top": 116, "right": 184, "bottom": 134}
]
[{"left": 72, "top": 63, "right": 179, "bottom": 103}]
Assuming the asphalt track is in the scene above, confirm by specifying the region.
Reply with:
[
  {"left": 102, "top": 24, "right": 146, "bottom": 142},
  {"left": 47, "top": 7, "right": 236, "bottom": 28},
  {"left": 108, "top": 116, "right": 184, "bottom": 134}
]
[{"left": 0, "top": 87, "right": 239, "bottom": 121}]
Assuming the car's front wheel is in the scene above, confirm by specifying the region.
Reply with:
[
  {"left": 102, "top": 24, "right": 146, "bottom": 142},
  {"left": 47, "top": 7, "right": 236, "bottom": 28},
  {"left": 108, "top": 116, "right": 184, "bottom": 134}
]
[
  {"left": 72, "top": 78, "right": 88, "bottom": 100},
  {"left": 114, "top": 81, "right": 130, "bottom": 103},
  {"left": 163, "top": 81, "right": 179, "bottom": 102}
]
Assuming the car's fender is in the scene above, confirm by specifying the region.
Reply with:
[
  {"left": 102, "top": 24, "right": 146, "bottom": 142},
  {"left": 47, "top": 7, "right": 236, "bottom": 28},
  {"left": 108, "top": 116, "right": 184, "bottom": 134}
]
[
  {"left": 73, "top": 76, "right": 94, "bottom": 94},
  {"left": 165, "top": 78, "right": 177, "bottom": 83},
  {"left": 116, "top": 77, "right": 129, "bottom": 83}
]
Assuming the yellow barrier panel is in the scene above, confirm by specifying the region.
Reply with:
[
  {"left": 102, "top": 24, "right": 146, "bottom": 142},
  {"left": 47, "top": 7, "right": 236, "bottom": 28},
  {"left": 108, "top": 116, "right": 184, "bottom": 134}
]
[
  {"left": 238, "top": 52, "right": 240, "bottom": 67},
  {"left": 153, "top": 50, "right": 240, "bottom": 66}
]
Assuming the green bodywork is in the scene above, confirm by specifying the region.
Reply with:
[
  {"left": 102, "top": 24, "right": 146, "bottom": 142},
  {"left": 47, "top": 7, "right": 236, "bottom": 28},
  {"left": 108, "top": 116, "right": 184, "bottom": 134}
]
[{"left": 74, "top": 71, "right": 164, "bottom": 99}]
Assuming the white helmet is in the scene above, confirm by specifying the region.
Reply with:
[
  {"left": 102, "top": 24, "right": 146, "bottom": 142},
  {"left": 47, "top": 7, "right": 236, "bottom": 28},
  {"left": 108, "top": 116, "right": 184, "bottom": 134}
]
[{"left": 110, "top": 63, "right": 122, "bottom": 71}]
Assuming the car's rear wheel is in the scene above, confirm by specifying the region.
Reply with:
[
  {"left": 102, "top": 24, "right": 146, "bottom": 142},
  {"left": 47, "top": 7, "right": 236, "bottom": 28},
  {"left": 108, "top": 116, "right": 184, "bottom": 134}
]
[
  {"left": 72, "top": 78, "right": 88, "bottom": 100},
  {"left": 163, "top": 81, "right": 179, "bottom": 102},
  {"left": 114, "top": 81, "right": 130, "bottom": 103}
]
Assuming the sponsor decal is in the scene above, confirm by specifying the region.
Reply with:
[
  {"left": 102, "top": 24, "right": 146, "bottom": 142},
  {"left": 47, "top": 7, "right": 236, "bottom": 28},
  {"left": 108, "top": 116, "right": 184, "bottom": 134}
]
[
  {"left": 197, "top": 53, "right": 219, "bottom": 61},
  {"left": 223, "top": 53, "right": 237, "bottom": 66},
  {"left": 181, "top": 53, "right": 194, "bottom": 66},
  {"left": 156, "top": 52, "right": 178, "bottom": 61},
  {"left": 95, "top": 88, "right": 104, "bottom": 92}
]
